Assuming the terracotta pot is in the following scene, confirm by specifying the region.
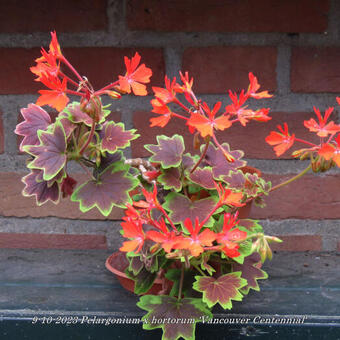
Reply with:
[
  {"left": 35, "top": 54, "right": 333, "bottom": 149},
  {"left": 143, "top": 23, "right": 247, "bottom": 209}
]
[
  {"left": 105, "top": 251, "right": 166, "bottom": 295},
  {"left": 238, "top": 165, "right": 261, "bottom": 219}
]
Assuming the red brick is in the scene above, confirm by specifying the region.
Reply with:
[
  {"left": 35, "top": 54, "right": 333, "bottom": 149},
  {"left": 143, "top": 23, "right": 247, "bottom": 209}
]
[
  {"left": 132, "top": 111, "right": 320, "bottom": 159},
  {"left": 0, "top": 172, "right": 123, "bottom": 220},
  {"left": 291, "top": 47, "right": 340, "bottom": 93},
  {"left": 0, "top": 0, "right": 107, "bottom": 33},
  {"left": 182, "top": 47, "right": 277, "bottom": 94},
  {"left": 251, "top": 174, "right": 340, "bottom": 220},
  {"left": 0, "top": 233, "right": 107, "bottom": 249},
  {"left": 270, "top": 235, "right": 322, "bottom": 251},
  {"left": 0, "top": 47, "right": 164, "bottom": 94},
  {"left": 17, "top": 111, "right": 121, "bottom": 153},
  {"left": 127, "top": 0, "right": 328, "bottom": 33},
  {"left": 0, "top": 110, "right": 3, "bottom": 154}
]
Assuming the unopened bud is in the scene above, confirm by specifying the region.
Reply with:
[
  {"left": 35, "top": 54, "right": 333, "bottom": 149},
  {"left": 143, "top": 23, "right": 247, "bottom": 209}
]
[{"left": 105, "top": 90, "right": 121, "bottom": 99}]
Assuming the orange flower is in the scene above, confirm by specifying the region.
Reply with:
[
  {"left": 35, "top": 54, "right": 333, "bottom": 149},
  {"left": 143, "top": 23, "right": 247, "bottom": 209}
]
[
  {"left": 120, "top": 219, "right": 145, "bottom": 253},
  {"left": 318, "top": 135, "right": 340, "bottom": 167},
  {"left": 265, "top": 123, "right": 295, "bottom": 157},
  {"left": 187, "top": 102, "right": 231, "bottom": 137},
  {"left": 118, "top": 52, "right": 152, "bottom": 96}
]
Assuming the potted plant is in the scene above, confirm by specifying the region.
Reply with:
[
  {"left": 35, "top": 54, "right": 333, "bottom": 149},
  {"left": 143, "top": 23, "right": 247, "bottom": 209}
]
[{"left": 15, "top": 32, "right": 340, "bottom": 340}]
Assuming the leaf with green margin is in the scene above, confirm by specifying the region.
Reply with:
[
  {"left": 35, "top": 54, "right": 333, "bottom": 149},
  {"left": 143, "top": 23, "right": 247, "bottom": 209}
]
[
  {"left": 232, "top": 253, "right": 268, "bottom": 295},
  {"left": 15, "top": 104, "right": 51, "bottom": 151},
  {"left": 189, "top": 167, "right": 215, "bottom": 189},
  {"left": 219, "top": 170, "right": 246, "bottom": 189},
  {"left": 125, "top": 267, "right": 158, "bottom": 295},
  {"left": 128, "top": 256, "right": 144, "bottom": 276},
  {"left": 165, "top": 268, "right": 198, "bottom": 297},
  {"left": 202, "top": 143, "right": 246, "bottom": 179},
  {"left": 193, "top": 272, "right": 247, "bottom": 309},
  {"left": 230, "top": 239, "right": 253, "bottom": 265},
  {"left": 163, "top": 192, "right": 217, "bottom": 227},
  {"left": 24, "top": 121, "right": 67, "bottom": 181},
  {"left": 181, "top": 153, "right": 199, "bottom": 173},
  {"left": 137, "top": 295, "right": 212, "bottom": 340},
  {"left": 22, "top": 169, "right": 60, "bottom": 206},
  {"left": 101, "top": 121, "right": 139, "bottom": 153},
  {"left": 71, "top": 161, "right": 139, "bottom": 216},
  {"left": 238, "top": 219, "right": 263, "bottom": 233},
  {"left": 158, "top": 167, "right": 182, "bottom": 191},
  {"left": 145, "top": 134, "right": 185, "bottom": 168}
]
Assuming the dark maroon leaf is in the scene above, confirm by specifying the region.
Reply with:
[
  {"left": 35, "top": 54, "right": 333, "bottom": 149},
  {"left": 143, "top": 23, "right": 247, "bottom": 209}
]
[
  {"left": 15, "top": 104, "right": 51, "bottom": 151},
  {"left": 181, "top": 153, "right": 198, "bottom": 173},
  {"left": 22, "top": 169, "right": 60, "bottom": 205},
  {"left": 101, "top": 121, "right": 139, "bottom": 153},
  {"left": 220, "top": 170, "right": 246, "bottom": 190},
  {"left": 145, "top": 134, "right": 185, "bottom": 168},
  {"left": 137, "top": 295, "right": 212, "bottom": 340},
  {"left": 71, "top": 162, "right": 139, "bottom": 216},
  {"left": 158, "top": 167, "right": 182, "bottom": 191},
  {"left": 193, "top": 272, "right": 247, "bottom": 309},
  {"left": 163, "top": 192, "right": 217, "bottom": 226},
  {"left": 189, "top": 167, "right": 215, "bottom": 189},
  {"left": 61, "top": 175, "right": 77, "bottom": 198},
  {"left": 56, "top": 114, "right": 77, "bottom": 138},
  {"left": 232, "top": 253, "right": 268, "bottom": 294},
  {"left": 64, "top": 102, "right": 93, "bottom": 126},
  {"left": 24, "top": 121, "right": 67, "bottom": 181},
  {"left": 203, "top": 143, "right": 246, "bottom": 179},
  {"left": 97, "top": 150, "right": 123, "bottom": 174}
]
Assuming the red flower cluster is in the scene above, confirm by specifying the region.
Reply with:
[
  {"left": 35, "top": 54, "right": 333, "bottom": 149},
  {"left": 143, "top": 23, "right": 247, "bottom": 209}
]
[{"left": 120, "top": 185, "right": 247, "bottom": 258}]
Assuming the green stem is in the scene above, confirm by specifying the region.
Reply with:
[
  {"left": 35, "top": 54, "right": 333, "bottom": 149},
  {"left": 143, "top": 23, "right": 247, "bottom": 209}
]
[
  {"left": 193, "top": 263, "right": 205, "bottom": 276},
  {"left": 177, "top": 264, "right": 185, "bottom": 301},
  {"left": 79, "top": 120, "right": 95, "bottom": 155},
  {"left": 270, "top": 164, "right": 312, "bottom": 193}
]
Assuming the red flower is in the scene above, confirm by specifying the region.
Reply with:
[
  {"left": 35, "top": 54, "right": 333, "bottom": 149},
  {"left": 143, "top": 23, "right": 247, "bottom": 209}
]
[
  {"left": 247, "top": 72, "right": 273, "bottom": 99},
  {"left": 120, "top": 219, "right": 145, "bottom": 253},
  {"left": 216, "top": 213, "right": 247, "bottom": 258},
  {"left": 265, "top": 123, "right": 295, "bottom": 157},
  {"left": 318, "top": 135, "right": 340, "bottom": 167},
  {"left": 118, "top": 52, "right": 152, "bottom": 96},
  {"left": 304, "top": 107, "right": 340, "bottom": 137},
  {"left": 36, "top": 74, "right": 69, "bottom": 111},
  {"left": 175, "top": 218, "right": 216, "bottom": 257},
  {"left": 187, "top": 102, "right": 231, "bottom": 137}
]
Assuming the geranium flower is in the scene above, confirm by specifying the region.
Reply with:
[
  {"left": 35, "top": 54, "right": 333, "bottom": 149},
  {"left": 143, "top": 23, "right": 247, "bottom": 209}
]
[
  {"left": 304, "top": 107, "right": 340, "bottom": 137},
  {"left": 120, "top": 219, "right": 145, "bottom": 253},
  {"left": 118, "top": 52, "right": 152, "bottom": 96},
  {"left": 265, "top": 123, "right": 295, "bottom": 156},
  {"left": 318, "top": 135, "right": 340, "bottom": 167}
]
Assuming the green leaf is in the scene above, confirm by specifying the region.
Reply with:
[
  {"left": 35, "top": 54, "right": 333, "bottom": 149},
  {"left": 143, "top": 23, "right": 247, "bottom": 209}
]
[
  {"left": 193, "top": 272, "right": 247, "bottom": 309},
  {"left": 71, "top": 161, "right": 139, "bottom": 216},
  {"left": 232, "top": 253, "right": 268, "bottom": 295},
  {"left": 163, "top": 192, "right": 217, "bottom": 227},
  {"left": 126, "top": 267, "right": 158, "bottom": 295},
  {"left": 145, "top": 134, "right": 185, "bottom": 168},
  {"left": 137, "top": 295, "right": 212, "bottom": 340}
]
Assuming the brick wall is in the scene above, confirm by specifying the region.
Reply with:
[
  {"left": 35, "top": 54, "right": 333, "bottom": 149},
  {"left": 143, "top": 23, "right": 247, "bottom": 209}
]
[{"left": 0, "top": 0, "right": 339, "bottom": 252}]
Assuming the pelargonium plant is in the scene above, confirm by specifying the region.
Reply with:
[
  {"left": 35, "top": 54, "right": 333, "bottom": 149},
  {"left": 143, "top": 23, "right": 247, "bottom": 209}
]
[{"left": 15, "top": 32, "right": 340, "bottom": 340}]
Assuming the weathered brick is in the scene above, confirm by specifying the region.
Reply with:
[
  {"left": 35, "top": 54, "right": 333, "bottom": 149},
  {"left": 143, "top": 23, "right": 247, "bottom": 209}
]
[
  {"left": 0, "top": 47, "right": 165, "bottom": 94},
  {"left": 0, "top": 0, "right": 107, "bottom": 32},
  {"left": 0, "top": 233, "right": 107, "bottom": 249},
  {"left": 132, "top": 111, "right": 320, "bottom": 159},
  {"left": 270, "top": 235, "right": 322, "bottom": 251},
  {"left": 127, "top": 0, "right": 329, "bottom": 33},
  {"left": 0, "top": 172, "right": 123, "bottom": 220},
  {"left": 0, "top": 110, "right": 3, "bottom": 154},
  {"left": 251, "top": 174, "right": 340, "bottom": 220},
  {"left": 337, "top": 241, "right": 340, "bottom": 252},
  {"left": 291, "top": 47, "right": 340, "bottom": 93},
  {"left": 182, "top": 47, "right": 277, "bottom": 93}
]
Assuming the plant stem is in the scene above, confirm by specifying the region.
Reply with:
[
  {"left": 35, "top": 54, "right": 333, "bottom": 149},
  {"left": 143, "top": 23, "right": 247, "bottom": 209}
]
[
  {"left": 199, "top": 202, "right": 220, "bottom": 228},
  {"left": 193, "top": 263, "right": 205, "bottom": 276},
  {"left": 295, "top": 138, "right": 317, "bottom": 147},
  {"left": 211, "top": 133, "right": 235, "bottom": 162},
  {"left": 79, "top": 120, "right": 95, "bottom": 155},
  {"left": 62, "top": 56, "right": 83, "bottom": 81},
  {"left": 190, "top": 137, "right": 210, "bottom": 174},
  {"left": 172, "top": 112, "right": 189, "bottom": 120},
  {"left": 78, "top": 160, "right": 96, "bottom": 181},
  {"left": 270, "top": 164, "right": 312, "bottom": 192},
  {"left": 159, "top": 206, "right": 177, "bottom": 231},
  {"left": 174, "top": 98, "right": 191, "bottom": 113},
  {"left": 177, "top": 264, "right": 185, "bottom": 301},
  {"left": 94, "top": 80, "right": 120, "bottom": 94}
]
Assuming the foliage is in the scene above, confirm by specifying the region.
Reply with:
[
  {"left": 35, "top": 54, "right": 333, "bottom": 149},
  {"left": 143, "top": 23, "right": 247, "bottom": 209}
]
[{"left": 15, "top": 31, "right": 339, "bottom": 340}]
